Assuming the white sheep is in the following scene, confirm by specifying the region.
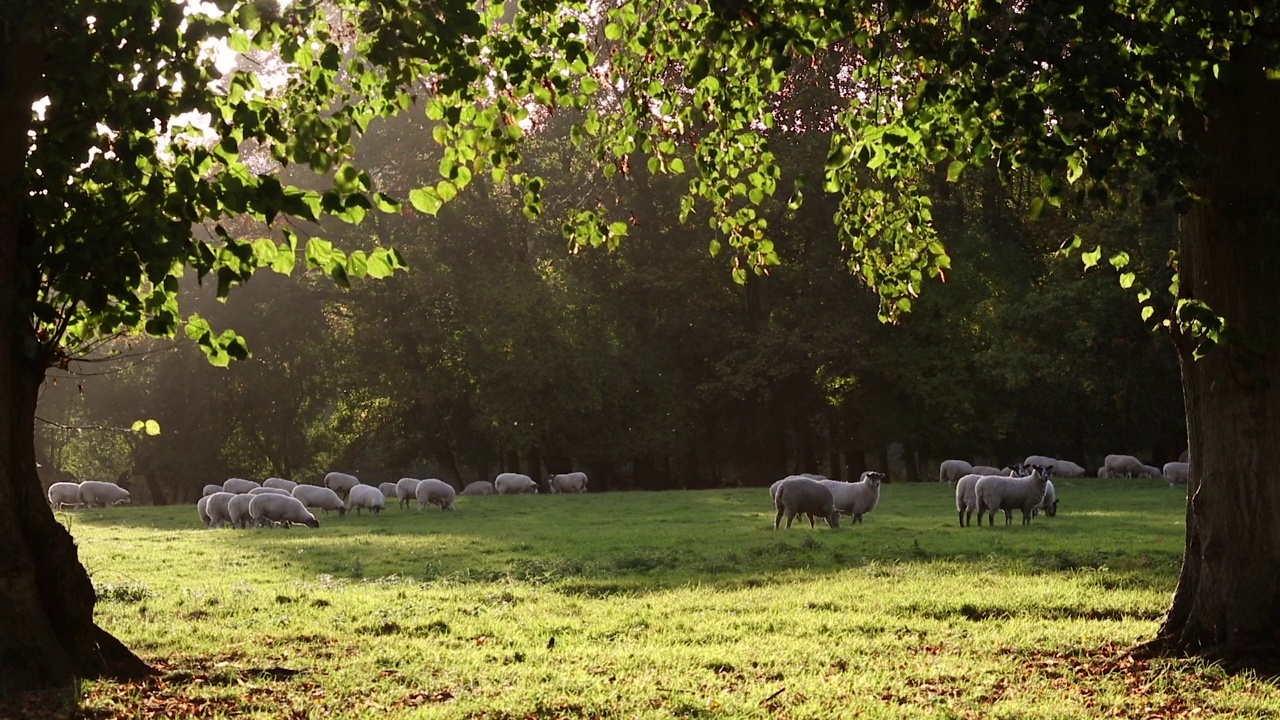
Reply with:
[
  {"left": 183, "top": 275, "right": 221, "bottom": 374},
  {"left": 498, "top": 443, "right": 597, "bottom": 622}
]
[
  {"left": 819, "top": 471, "right": 883, "bottom": 523},
  {"left": 1163, "top": 462, "right": 1189, "bottom": 486},
  {"left": 47, "top": 482, "right": 81, "bottom": 511},
  {"left": 773, "top": 477, "right": 839, "bottom": 529},
  {"left": 547, "top": 472, "right": 589, "bottom": 494},
  {"left": 1035, "top": 480, "right": 1058, "bottom": 518},
  {"left": 1103, "top": 454, "right": 1146, "bottom": 478},
  {"left": 1050, "top": 460, "right": 1086, "bottom": 478},
  {"left": 955, "top": 473, "right": 982, "bottom": 527},
  {"left": 975, "top": 466, "right": 1052, "bottom": 526},
  {"left": 249, "top": 493, "right": 320, "bottom": 529},
  {"left": 248, "top": 486, "right": 291, "bottom": 496},
  {"left": 223, "top": 477, "right": 261, "bottom": 494},
  {"left": 1139, "top": 464, "right": 1163, "bottom": 479},
  {"left": 202, "top": 484, "right": 224, "bottom": 497},
  {"left": 938, "top": 460, "right": 974, "bottom": 484},
  {"left": 204, "top": 492, "right": 236, "bottom": 528},
  {"left": 345, "top": 484, "right": 386, "bottom": 515},
  {"left": 77, "top": 480, "right": 132, "bottom": 508},
  {"left": 416, "top": 478, "right": 457, "bottom": 511},
  {"left": 196, "top": 495, "right": 212, "bottom": 528},
  {"left": 228, "top": 493, "right": 257, "bottom": 529},
  {"left": 378, "top": 482, "right": 399, "bottom": 499},
  {"left": 1178, "top": 449, "right": 1190, "bottom": 463},
  {"left": 395, "top": 478, "right": 422, "bottom": 509},
  {"left": 1023, "top": 455, "right": 1057, "bottom": 469},
  {"left": 263, "top": 477, "right": 298, "bottom": 493},
  {"left": 969, "top": 465, "right": 1012, "bottom": 476},
  {"left": 460, "top": 481, "right": 494, "bottom": 496},
  {"left": 291, "top": 484, "right": 347, "bottom": 516},
  {"left": 323, "top": 471, "right": 361, "bottom": 499},
  {"left": 494, "top": 472, "right": 539, "bottom": 494}
]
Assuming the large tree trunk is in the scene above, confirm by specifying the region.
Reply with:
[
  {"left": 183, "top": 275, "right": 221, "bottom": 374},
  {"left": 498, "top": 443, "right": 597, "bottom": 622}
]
[{"left": 1136, "top": 55, "right": 1280, "bottom": 672}]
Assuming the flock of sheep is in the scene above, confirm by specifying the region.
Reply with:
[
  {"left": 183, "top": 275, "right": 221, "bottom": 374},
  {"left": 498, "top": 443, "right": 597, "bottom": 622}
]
[{"left": 939, "top": 454, "right": 1190, "bottom": 487}]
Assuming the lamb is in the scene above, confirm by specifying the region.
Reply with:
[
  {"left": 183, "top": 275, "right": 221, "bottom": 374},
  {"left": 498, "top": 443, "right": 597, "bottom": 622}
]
[
  {"left": 249, "top": 493, "right": 320, "bottom": 529},
  {"left": 547, "top": 472, "right": 589, "bottom": 494},
  {"left": 223, "top": 477, "right": 261, "bottom": 494},
  {"left": 248, "top": 486, "right": 291, "bottom": 496},
  {"left": 196, "top": 495, "right": 212, "bottom": 528},
  {"left": 202, "top": 484, "right": 224, "bottom": 497},
  {"left": 204, "top": 492, "right": 236, "bottom": 528},
  {"left": 395, "top": 478, "right": 422, "bottom": 509},
  {"left": 323, "top": 471, "right": 361, "bottom": 499},
  {"left": 974, "top": 466, "right": 1052, "bottom": 526},
  {"left": 228, "top": 493, "right": 257, "bottom": 529},
  {"left": 1103, "top": 454, "right": 1146, "bottom": 478},
  {"left": 1050, "top": 460, "right": 1086, "bottom": 478},
  {"left": 773, "top": 477, "right": 840, "bottom": 529},
  {"left": 77, "top": 480, "right": 132, "bottom": 508},
  {"left": 1163, "top": 462, "right": 1189, "bottom": 486},
  {"left": 938, "top": 460, "right": 973, "bottom": 484},
  {"left": 819, "top": 471, "right": 883, "bottom": 523},
  {"left": 291, "top": 484, "right": 347, "bottom": 516},
  {"left": 378, "top": 482, "right": 399, "bottom": 499},
  {"left": 47, "top": 482, "right": 81, "bottom": 511},
  {"left": 346, "top": 484, "right": 385, "bottom": 515},
  {"left": 416, "top": 478, "right": 458, "bottom": 511},
  {"left": 460, "top": 481, "right": 494, "bottom": 496},
  {"left": 494, "top": 472, "right": 539, "bottom": 494},
  {"left": 263, "top": 477, "right": 298, "bottom": 493}
]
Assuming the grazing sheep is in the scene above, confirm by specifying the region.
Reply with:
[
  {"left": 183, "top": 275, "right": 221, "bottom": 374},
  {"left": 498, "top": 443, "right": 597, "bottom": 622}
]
[
  {"left": 1049, "top": 460, "right": 1086, "bottom": 478},
  {"left": 955, "top": 473, "right": 983, "bottom": 527},
  {"left": 547, "top": 472, "right": 589, "bottom": 494},
  {"left": 263, "top": 477, "right": 298, "bottom": 493},
  {"left": 223, "top": 477, "right": 261, "bottom": 494},
  {"left": 819, "top": 472, "right": 883, "bottom": 523},
  {"left": 204, "top": 492, "right": 236, "bottom": 528},
  {"left": 291, "top": 485, "right": 346, "bottom": 516},
  {"left": 1035, "top": 480, "right": 1058, "bottom": 518},
  {"left": 773, "top": 477, "right": 840, "bottom": 529},
  {"left": 1139, "top": 464, "right": 1163, "bottom": 479},
  {"left": 324, "top": 471, "right": 361, "bottom": 499},
  {"left": 47, "top": 482, "right": 81, "bottom": 511},
  {"left": 249, "top": 494, "right": 320, "bottom": 529},
  {"left": 494, "top": 472, "right": 539, "bottom": 495},
  {"left": 228, "top": 493, "right": 257, "bottom": 529},
  {"left": 938, "top": 460, "right": 974, "bottom": 484},
  {"left": 77, "top": 480, "right": 132, "bottom": 508},
  {"left": 975, "top": 466, "right": 1053, "bottom": 526},
  {"left": 416, "top": 478, "right": 458, "bottom": 511},
  {"left": 1022, "top": 455, "right": 1058, "bottom": 470},
  {"left": 202, "top": 484, "right": 224, "bottom": 497},
  {"left": 969, "top": 465, "right": 1011, "bottom": 477},
  {"left": 378, "top": 482, "right": 399, "bottom": 499},
  {"left": 460, "top": 481, "right": 494, "bottom": 496},
  {"left": 1163, "top": 461, "right": 1190, "bottom": 487},
  {"left": 395, "top": 478, "right": 422, "bottom": 509},
  {"left": 248, "top": 486, "right": 291, "bottom": 496},
  {"left": 196, "top": 495, "right": 212, "bottom": 528},
  {"left": 346, "top": 484, "right": 386, "bottom": 515},
  {"left": 1103, "top": 454, "right": 1146, "bottom": 478}
]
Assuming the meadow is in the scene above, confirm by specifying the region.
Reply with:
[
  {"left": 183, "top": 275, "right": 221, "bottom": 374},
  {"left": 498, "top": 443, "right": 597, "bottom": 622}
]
[{"left": 56, "top": 478, "right": 1280, "bottom": 719}]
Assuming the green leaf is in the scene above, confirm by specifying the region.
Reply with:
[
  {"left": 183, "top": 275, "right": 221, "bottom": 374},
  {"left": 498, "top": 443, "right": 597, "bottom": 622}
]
[
  {"left": 409, "top": 187, "right": 443, "bottom": 216},
  {"left": 605, "top": 23, "right": 623, "bottom": 40},
  {"left": 1081, "top": 245, "right": 1102, "bottom": 270},
  {"left": 946, "top": 160, "right": 965, "bottom": 183},
  {"left": 1119, "top": 272, "right": 1135, "bottom": 289},
  {"left": 1141, "top": 305, "right": 1155, "bottom": 321}
]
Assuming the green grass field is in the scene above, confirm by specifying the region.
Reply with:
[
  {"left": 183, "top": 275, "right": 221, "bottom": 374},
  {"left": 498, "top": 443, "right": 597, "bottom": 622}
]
[{"left": 57, "top": 479, "right": 1280, "bottom": 718}]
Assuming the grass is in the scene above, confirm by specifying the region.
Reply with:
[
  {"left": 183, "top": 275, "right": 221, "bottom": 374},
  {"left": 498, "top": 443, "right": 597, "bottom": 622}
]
[{"left": 46, "top": 478, "right": 1280, "bottom": 718}]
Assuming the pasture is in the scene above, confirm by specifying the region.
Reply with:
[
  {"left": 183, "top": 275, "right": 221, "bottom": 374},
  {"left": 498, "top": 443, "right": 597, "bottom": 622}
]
[{"left": 59, "top": 479, "right": 1280, "bottom": 718}]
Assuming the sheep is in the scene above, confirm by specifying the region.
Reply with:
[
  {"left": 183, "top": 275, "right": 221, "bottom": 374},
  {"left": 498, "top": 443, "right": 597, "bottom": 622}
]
[
  {"left": 248, "top": 486, "right": 291, "bottom": 496},
  {"left": 263, "top": 477, "right": 298, "bottom": 493},
  {"left": 460, "top": 481, "right": 494, "bottom": 496},
  {"left": 291, "top": 484, "right": 347, "bottom": 516},
  {"left": 974, "top": 465, "right": 1052, "bottom": 526},
  {"left": 77, "top": 480, "right": 132, "bottom": 508},
  {"left": 1050, "top": 460, "right": 1086, "bottom": 478},
  {"left": 969, "top": 465, "right": 1009, "bottom": 477},
  {"left": 378, "top": 482, "right": 399, "bottom": 499},
  {"left": 204, "top": 492, "right": 236, "bottom": 528},
  {"left": 395, "top": 478, "right": 422, "bottom": 509},
  {"left": 223, "top": 477, "right": 261, "bottom": 494},
  {"left": 1022, "top": 455, "right": 1057, "bottom": 469},
  {"left": 416, "top": 478, "right": 457, "bottom": 511},
  {"left": 197, "top": 495, "right": 212, "bottom": 528},
  {"left": 819, "top": 471, "right": 884, "bottom": 523},
  {"left": 323, "top": 471, "right": 361, "bottom": 499},
  {"left": 1178, "top": 449, "right": 1190, "bottom": 463},
  {"left": 938, "top": 460, "right": 974, "bottom": 484},
  {"left": 494, "top": 472, "right": 539, "bottom": 495},
  {"left": 249, "top": 493, "right": 320, "bottom": 529},
  {"left": 1103, "top": 454, "right": 1146, "bottom": 478},
  {"left": 1163, "top": 461, "right": 1189, "bottom": 487},
  {"left": 955, "top": 473, "right": 983, "bottom": 527},
  {"left": 1034, "top": 480, "right": 1058, "bottom": 518},
  {"left": 1139, "top": 464, "right": 1163, "bottom": 479},
  {"left": 47, "top": 482, "right": 81, "bottom": 511},
  {"left": 202, "top": 484, "right": 224, "bottom": 497},
  {"left": 547, "top": 472, "right": 589, "bottom": 494},
  {"left": 228, "top": 493, "right": 257, "bottom": 529},
  {"left": 346, "top": 484, "right": 385, "bottom": 515},
  {"left": 773, "top": 477, "right": 840, "bottom": 529}
]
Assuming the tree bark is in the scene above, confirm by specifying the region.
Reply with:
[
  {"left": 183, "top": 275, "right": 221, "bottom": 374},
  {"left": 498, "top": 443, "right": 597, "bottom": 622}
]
[{"left": 1136, "top": 55, "right": 1280, "bottom": 673}]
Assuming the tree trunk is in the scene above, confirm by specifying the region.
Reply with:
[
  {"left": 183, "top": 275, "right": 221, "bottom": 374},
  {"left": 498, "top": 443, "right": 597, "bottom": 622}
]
[{"left": 1136, "top": 55, "right": 1280, "bottom": 673}]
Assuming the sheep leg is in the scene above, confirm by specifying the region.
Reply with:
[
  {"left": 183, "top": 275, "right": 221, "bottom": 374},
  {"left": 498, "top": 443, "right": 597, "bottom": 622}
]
[{"left": 774, "top": 509, "right": 783, "bottom": 530}]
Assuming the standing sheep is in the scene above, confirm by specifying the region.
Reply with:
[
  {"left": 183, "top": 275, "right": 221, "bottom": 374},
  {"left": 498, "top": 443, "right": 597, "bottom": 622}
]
[
  {"left": 494, "top": 472, "right": 539, "bottom": 495},
  {"left": 969, "top": 465, "right": 1010, "bottom": 477},
  {"left": 346, "top": 484, "right": 386, "bottom": 515},
  {"left": 77, "top": 480, "right": 132, "bottom": 508},
  {"left": 955, "top": 473, "right": 982, "bottom": 527},
  {"left": 47, "top": 482, "right": 81, "bottom": 511},
  {"left": 196, "top": 495, "right": 212, "bottom": 528},
  {"left": 1035, "top": 480, "right": 1058, "bottom": 518},
  {"left": 323, "top": 471, "right": 361, "bottom": 499},
  {"left": 1049, "top": 460, "right": 1086, "bottom": 478},
  {"left": 773, "top": 477, "right": 840, "bottom": 529},
  {"left": 547, "top": 472, "right": 589, "bottom": 494},
  {"left": 291, "top": 485, "right": 347, "bottom": 516},
  {"left": 416, "top": 478, "right": 458, "bottom": 511},
  {"left": 378, "top": 482, "right": 399, "bottom": 499},
  {"left": 202, "top": 484, "right": 224, "bottom": 497},
  {"left": 249, "top": 494, "right": 320, "bottom": 529},
  {"left": 975, "top": 466, "right": 1052, "bottom": 526},
  {"left": 263, "top": 477, "right": 298, "bottom": 493},
  {"left": 1103, "top": 454, "right": 1147, "bottom": 478},
  {"left": 938, "top": 460, "right": 974, "bottom": 484},
  {"left": 223, "top": 477, "right": 261, "bottom": 494},
  {"left": 819, "top": 472, "right": 883, "bottom": 523},
  {"left": 395, "top": 478, "right": 422, "bottom": 509},
  {"left": 228, "top": 493, "right": 257, "bottom": 529},
  {"left": 1163, "top": 462, "right": 1190, "bottom": 487},
  {"left": 460, "top": 481, "right": 494, "bottom": 496},
  {"left": 204, "top": 492, "right": 236, "bottom": 528},
  {"left": 1023, "top": 455, "right": 1057, "bottom": 469}
]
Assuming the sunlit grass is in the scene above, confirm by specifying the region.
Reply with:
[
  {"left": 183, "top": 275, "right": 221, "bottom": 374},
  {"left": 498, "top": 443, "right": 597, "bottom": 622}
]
[{"left": 64, "top": 479, "right": 1280, "bottom": 718}]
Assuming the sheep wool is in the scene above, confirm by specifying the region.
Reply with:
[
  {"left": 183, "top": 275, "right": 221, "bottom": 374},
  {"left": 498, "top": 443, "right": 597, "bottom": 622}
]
[
  {"left": 396, "top": 478, "right": 422, "bottom": 509},
  {"left": 249, "top": 494, "right": 320, "bottom": 528},
  {"left": 819, "top": 471, "right": 884, "bottom": 523},
  {"left": 975, "top": 466, "right": 1052, "bottom": 526},
  {"left": 773, "top": 477, "right": 840, "bottom": 529},
  {"left": 938, "top": 460, "right": 974, "bottom": 484},
  {"left": 547, "top": 472, "right": 589, "bottom": 494},
  {"left": 416, "top": 478, "right": 458, "bottom": 511},
  {"left": 460, "top": 481, "right": 494, "bottom": 496},
  {"left": 346, "top": 484, "right": 386, "bottom": 515}
]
